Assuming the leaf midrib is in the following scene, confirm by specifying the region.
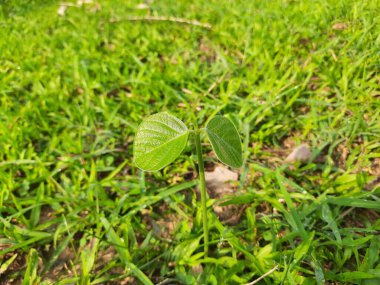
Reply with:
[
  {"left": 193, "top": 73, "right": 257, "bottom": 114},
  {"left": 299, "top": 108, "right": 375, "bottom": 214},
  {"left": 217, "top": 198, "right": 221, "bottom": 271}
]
[
  {"left": 135, "top": 131, "right": 189, "bottom": 166},
  {"left": 206, "top": 127, "right": 242, "bottom": 166}
]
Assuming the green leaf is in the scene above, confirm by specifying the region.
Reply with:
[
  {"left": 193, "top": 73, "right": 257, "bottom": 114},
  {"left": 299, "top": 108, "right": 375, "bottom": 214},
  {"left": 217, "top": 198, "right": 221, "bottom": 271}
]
[
  {"left": 134, "top": 112, "right": 189, "bottom": 171},
  {"left": 294, "top": 231, "right": 315, "bottom": 261},
  {"left": 327, "top": 197, "right": 380, "bottom": 210},
  {"left": 22, "top": 249, "right": 39, "bottom": 285},
  {"left": 321, "top": 203, "right": 342, "bottom": 246},
  {"left": 275, "top": 170, "right": 308, "bottom": 240},
  {"left": 100, "top": 217, "right": 153, "bottom": 285},
  {"left": 0, "top": 253, "right": 18, "bottom": 274},
  {"left": 205, "top": 116, "right": 243, "bottom": 168}
]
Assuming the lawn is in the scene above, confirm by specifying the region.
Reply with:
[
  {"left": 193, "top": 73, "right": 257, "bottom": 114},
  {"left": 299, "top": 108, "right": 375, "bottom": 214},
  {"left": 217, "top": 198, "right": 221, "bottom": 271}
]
[{"left": 0, "top": 0, "right": 380, "bottom": 284}]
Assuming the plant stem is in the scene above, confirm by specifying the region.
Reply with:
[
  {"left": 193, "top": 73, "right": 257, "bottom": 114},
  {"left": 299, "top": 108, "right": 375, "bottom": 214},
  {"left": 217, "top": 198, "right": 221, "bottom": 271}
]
[{"left": 194, "top": 129, "right": 209, "bottom": 257}]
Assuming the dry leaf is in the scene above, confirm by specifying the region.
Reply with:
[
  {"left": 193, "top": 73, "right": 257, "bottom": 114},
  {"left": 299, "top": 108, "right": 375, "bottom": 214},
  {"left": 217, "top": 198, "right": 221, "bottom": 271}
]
[
  {"left": 57, "top": 4, "right": 67, "bottom": 16},
  {"left": 205, "top": 165, "right": 238, "bottom": 197},
  {"left": 205, "top": 165, "right": 245, "bottom": 225},
  {"left": 77, "top": 0, "right": 93, "bottom": 5},
  {"left": 332, "top": 22, "right": 348, "bottom": 30},
  {"left": 136, "top": 3, "right": 149, "bottom": 9},
  {"left": 191, "top": 264, "right": 203, "bottom": 274},
  {"left": 284, "top": 144, "right": 311, "bottom": 163},
  {"left": 369, "top": 158, "right": 380, "bottom": 176}
]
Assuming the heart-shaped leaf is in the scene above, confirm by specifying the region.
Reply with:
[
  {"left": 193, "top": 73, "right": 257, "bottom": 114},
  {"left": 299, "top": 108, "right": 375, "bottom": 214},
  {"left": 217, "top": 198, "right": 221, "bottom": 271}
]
[
  {"left": 206, "top": 116, "right": 242, "bottom": 168},
  {"left": 134, "top": 112, "right": 189, "bottom": 171}
]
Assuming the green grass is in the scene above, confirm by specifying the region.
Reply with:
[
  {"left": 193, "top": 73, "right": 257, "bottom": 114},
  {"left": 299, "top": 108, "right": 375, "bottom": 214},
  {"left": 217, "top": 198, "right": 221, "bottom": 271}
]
[{"left": 1, "top": 0, "right": 380, "bottom": 284}]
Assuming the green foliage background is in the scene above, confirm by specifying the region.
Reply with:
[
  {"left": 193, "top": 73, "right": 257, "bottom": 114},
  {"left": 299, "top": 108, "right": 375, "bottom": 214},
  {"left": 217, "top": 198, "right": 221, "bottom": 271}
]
[{"left": 0, "top": 0, "right": 379, "bottom": 284}]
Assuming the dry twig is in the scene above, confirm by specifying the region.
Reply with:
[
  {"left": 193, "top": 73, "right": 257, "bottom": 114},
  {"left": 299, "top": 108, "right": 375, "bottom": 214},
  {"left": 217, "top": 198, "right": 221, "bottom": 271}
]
[
  {"left": 244, "top": 265, "right": 279, "bottom": 285},
  {"left": 110, "top": 16, "right": 212, "bottom": 30}
]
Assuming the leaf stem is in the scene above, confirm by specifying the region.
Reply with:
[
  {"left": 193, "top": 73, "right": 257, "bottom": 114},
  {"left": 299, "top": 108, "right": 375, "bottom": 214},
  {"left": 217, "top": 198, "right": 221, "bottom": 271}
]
[{"left": 194, "top": 129, "right": 209, "bottom": 257}]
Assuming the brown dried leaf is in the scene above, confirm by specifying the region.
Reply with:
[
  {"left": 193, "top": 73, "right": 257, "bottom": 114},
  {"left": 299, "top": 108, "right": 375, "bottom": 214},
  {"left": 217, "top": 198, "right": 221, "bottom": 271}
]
[
  {"left": 205, "top": 166, "right": 245, "bottom": 225},
  {"left": 332, "top": 22, "right": 348, "bottom": 30},
  {"left": 205, "top": 166, "right": 238, "bottom": 198},
  {"left": 369, "top": 158, "right": 380, "bottom": 176},
  {"left": 336, "top": 143, "right": 349, "bottom": 169},
  {"left": 284, "top": 144, "right": 312, "bottom": 163},
  {"left": 135, "top": 3, "right": 149, "bottom": 9},
  {"left": 57, "top": 5, "right": 67, "bottom": 16}
]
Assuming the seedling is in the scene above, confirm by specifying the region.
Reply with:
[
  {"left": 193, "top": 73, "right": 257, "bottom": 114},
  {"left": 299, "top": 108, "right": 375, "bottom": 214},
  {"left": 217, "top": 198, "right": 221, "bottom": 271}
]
[{"left": 133, "top": 112, "right": 242, "bottom": 256}]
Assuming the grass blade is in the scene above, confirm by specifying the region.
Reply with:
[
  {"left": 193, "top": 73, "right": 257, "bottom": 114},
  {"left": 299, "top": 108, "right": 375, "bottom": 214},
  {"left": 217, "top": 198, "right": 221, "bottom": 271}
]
[
  {"left": 22, "top": 249, "right": 39, "bottom": 285},
  {"left": 100, "top": 217, "right": 153, "bottom": 285},
  {"left": 275, "top": 170, "right": 307, "bottom": 240}
]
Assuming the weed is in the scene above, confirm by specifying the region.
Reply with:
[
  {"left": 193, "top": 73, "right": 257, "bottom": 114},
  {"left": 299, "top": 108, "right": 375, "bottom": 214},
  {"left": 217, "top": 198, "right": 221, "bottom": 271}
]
[{"left": 134, "top": 112, "right": 242, "bottom": 257}]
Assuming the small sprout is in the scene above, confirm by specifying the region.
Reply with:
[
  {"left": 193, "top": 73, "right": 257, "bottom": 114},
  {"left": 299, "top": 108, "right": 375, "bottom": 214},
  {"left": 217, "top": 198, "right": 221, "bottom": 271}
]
[{"left": 134, "top": 112, "right": 243, "bottom": 256}]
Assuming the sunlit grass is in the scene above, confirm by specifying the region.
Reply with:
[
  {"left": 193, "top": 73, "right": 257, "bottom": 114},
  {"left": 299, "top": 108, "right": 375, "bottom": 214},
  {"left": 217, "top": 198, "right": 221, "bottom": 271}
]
[{"left": 0, "top": 0, "right": 379, "bottom": 284}]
